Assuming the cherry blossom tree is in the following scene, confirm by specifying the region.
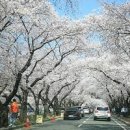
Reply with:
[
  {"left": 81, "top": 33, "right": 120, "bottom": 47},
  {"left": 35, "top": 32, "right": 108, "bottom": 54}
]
[
  {"left": 91, "top": 2, "right": 130, "bottom": 108},
  {"left": 0, "top": 0, "right": 90, "bottom": 126}
]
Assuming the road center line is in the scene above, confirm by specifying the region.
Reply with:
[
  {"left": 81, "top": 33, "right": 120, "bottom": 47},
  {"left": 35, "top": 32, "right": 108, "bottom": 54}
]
[{"left": 112, "top": 118, "right": 127, "bottom": 130}]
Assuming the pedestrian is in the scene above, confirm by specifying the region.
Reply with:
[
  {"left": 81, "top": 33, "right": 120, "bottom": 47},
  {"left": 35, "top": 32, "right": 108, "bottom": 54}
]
[{"left": 9, "top": 98, "right": 19, "bottom": 127}]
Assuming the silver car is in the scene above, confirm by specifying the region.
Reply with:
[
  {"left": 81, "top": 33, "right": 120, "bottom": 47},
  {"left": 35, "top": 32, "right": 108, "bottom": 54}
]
[
  {"left": 83, "top": 108, "right": 90, "bottom": 114},
  {"left": 93, "top": 106, "right": 111, "bottom": 121}
]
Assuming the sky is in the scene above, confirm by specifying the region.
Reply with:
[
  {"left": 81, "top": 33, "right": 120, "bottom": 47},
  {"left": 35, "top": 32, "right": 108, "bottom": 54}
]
[{"left": 51, "top": 0, "right": 128, "bottom": 19}]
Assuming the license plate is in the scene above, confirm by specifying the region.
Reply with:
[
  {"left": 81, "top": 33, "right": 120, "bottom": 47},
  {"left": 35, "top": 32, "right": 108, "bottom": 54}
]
[{"left": 69, "top": 115, "right": 73, "bottom": 117}]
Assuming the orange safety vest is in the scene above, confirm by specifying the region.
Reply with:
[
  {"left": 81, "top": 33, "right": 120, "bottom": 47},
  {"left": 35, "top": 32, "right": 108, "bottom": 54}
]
[{"left": 10, "top": 102, "right": 19, "bottom": 113}]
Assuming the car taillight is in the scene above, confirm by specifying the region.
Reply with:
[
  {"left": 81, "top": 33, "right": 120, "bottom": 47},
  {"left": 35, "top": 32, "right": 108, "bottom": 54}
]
[
  {"left": 95, "top": 110, "right": 98, "bottom": 113},
  {"left": 107, "top": 110, "right": 110, "bottom": 113},
  {"left": 107, "top": 110, "right": 111, "bottom": 115}
]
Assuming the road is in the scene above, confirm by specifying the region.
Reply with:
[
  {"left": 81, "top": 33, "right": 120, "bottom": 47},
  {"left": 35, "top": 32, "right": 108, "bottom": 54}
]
[{"left": 17, "top": 114, "right": 130, "bottom": 130}]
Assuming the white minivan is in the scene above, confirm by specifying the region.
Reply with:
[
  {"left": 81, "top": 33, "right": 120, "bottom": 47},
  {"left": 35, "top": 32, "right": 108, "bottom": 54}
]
[{"left": 93, "top": 106, "right": 111, "bottom": 121}]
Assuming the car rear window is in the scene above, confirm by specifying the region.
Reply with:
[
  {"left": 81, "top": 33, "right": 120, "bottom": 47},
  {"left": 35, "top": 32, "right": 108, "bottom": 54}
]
[
  {"left": 83, "top": 108, "right": 88, "bottom": 110},
  {"left": 66, "top": 108, "right": 78, "bottom": 111},
  {"left": 97, "top": 107, "right": 109, "bottom": 111}
]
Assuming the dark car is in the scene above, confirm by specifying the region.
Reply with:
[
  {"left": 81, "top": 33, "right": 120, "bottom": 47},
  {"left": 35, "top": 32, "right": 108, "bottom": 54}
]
[
  {"left": 80, "top": 108, "right": 85, "bottom": 117},
  {"left": 64, "top": 107, "right": 81, "bottom": 120},
  {"left": 68, "top": 106, "right": 85, "bottom": 117},
  {"left": 72, "top": 106, "right": 85, "bottom": 117}
]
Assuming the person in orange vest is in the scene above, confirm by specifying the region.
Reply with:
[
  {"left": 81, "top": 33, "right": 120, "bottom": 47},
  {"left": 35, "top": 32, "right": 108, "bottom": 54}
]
[{"left": 9, "top": 98, "right": 19, "bottom": 127}]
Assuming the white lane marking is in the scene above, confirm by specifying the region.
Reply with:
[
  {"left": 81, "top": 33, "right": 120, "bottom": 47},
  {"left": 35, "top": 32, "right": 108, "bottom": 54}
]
[
  {"left": 78, "top": 114, "right": 93, "bottom": 127},
  {"left": 112, "top": 118, "right": 127, "bottom": 130},
  {"left": 86, "top": 114, "right": 93, "bottom": 121},
  {"left": 78, "top": 124, "right": 83, "bottom": 127}
]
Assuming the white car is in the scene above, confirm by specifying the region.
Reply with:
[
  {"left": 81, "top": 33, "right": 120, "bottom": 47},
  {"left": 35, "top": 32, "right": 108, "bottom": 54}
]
[
  {"left": 83, "top": 108, "right": 90, "bottom": 114},
  {"left": 93, "top": 106, "right": 111, "bottom": 121}
]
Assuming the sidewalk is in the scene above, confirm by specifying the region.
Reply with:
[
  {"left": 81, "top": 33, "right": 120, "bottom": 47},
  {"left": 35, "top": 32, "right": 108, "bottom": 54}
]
[
  {"left": 119, "top": 116, "right": 130, "bottom": 125},
  {"left": 114, "top": 114, "right": 130, "bottom": 126},
  {"left": 0, "top": 116, "right": 62, "bottom": 130}
]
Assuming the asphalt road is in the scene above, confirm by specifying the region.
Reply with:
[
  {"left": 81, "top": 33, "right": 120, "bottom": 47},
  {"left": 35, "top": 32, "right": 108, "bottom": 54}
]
[{"left": 16, "top": 114, "right": 130, "bottom": 130}]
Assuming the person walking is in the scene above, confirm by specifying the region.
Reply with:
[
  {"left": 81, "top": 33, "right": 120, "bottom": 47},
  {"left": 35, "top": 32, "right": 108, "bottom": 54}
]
[{"left": 9, "top": 99, "right": 19, "bottom": 127}]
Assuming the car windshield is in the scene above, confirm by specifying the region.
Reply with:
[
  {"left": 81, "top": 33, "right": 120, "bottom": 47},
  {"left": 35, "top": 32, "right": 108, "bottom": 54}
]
[
  {"left": 97, "top": 107, "right": 109, "bottom": 111},
  {"left": 66, "top": 108, "right": 78, "bottom": 111},
  {"left": 83, "top": 108, "right": 88, "bottom": 110}
]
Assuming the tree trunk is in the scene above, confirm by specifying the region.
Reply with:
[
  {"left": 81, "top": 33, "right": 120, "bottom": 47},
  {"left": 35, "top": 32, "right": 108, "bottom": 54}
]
[
  {"left": 43, "top": 104, "right": 49, "bottom": 117},
  {"left": 20, "top": 90, "right": 28, "bottom": 123},
  {"left": 0, "top": 102, "right": 9, "bottom": 128},
  {"left": 53, "top": 97, "right": 60, "bottom": 116},
  {"left": 35, "top": 101, "right": 40, "bottom": 115}
]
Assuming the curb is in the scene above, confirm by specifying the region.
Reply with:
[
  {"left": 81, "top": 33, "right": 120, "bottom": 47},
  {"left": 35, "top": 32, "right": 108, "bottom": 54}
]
[
  {"left": 119, "top": 118, "right": 130, "bottom": 126},
  {"left": 0, "top": 116, "right": 62, "bottom": 130}
]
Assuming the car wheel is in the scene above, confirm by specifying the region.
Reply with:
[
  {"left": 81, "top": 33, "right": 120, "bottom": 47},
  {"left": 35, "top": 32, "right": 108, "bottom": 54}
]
[
  {"left": 107, "top": 117, "right": 111, "bottom": 121},
  {"left": 82, "top": 114, "right": 84, "bottom": 117},
  {"left": 64, "top": 117, "right": 67, "bottom": 120},
  {"left": 94, "top": 117, "right": 97, "bottom": 120}
]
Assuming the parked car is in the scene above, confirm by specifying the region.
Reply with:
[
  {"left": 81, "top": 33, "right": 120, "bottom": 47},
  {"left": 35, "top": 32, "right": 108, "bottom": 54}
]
[
  {"left": 80, "top": 108, "right": 85, "bottom": 117},
  {"left": 93, "top": 106, "right": 111, "bottom": 121},
  {"left": 64, "top": 107, "right": 81, "bottom": 120},
  {"left": 83, "top": 107, "right": 90, "bottom": 114},
  {"left": 72, "top": 106, "right": 85, "bottom": 117}
]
